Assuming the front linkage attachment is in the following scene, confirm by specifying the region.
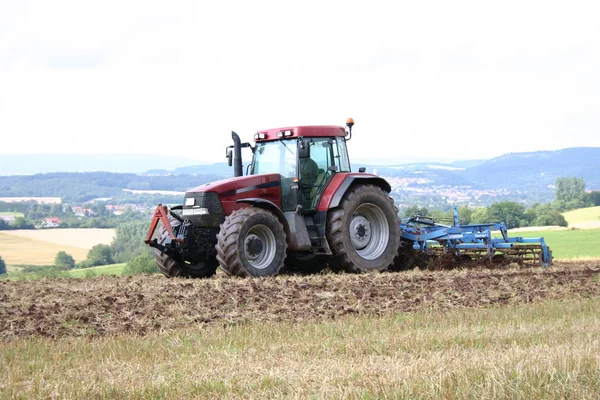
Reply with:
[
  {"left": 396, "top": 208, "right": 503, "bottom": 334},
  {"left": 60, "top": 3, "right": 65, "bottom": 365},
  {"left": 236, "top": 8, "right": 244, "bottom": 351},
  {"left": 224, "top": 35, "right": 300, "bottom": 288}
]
[
  {"left": 145, "top": 204, "right": 183, "bottom": 252},
  {"left": 399, "top": 206, "right": 552, "bottom": 267}
]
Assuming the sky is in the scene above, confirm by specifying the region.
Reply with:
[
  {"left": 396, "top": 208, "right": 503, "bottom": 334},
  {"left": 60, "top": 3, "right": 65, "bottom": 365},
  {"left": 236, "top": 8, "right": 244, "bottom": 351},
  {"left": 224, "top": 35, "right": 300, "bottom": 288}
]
[{"left": 1, "top": 0, "right": 599, "bottom": 164}]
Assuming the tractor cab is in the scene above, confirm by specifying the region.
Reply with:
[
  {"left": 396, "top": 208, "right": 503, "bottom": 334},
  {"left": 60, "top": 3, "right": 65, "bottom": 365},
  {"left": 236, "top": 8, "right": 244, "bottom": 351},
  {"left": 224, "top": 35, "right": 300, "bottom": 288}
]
[
  {"left": 228, "top": 121, "right": 354, "bottom": 213},
  {"left": 251, "top": 126, "right": 352, "bottom": 212}
]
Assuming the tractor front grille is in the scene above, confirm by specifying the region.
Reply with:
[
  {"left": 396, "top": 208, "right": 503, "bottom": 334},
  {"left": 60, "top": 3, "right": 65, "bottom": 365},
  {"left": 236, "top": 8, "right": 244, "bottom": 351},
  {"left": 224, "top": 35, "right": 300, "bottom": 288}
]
[{"left": 182, "top": 192, "right": 224, "bottom": 228}]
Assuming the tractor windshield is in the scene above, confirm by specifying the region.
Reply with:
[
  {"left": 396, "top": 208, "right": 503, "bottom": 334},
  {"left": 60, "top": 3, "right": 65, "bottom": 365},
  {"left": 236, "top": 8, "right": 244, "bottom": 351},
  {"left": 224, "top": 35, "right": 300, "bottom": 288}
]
[{"left": 251, "top": 139, "right": 297, "bottom": 178}]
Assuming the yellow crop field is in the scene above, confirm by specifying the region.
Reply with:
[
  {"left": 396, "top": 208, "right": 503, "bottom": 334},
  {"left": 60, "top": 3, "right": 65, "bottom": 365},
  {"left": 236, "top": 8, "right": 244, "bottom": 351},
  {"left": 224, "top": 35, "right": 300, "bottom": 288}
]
[
  {"left": 0, "top": 229, "right": 115, "bottom": 266},
  {"left": 563, "top": 206, "right": 600, "bottom": 228}
]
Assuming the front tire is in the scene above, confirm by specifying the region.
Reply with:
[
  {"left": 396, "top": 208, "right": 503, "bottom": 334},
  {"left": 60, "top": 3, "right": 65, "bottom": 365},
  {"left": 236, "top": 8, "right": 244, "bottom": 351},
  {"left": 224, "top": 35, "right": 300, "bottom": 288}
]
[
  {"left": 216, "top": 207, "right": 287, "bottom": 277},
  {"left": 326, "top": 184, "right": 400, "bottom": 273}
]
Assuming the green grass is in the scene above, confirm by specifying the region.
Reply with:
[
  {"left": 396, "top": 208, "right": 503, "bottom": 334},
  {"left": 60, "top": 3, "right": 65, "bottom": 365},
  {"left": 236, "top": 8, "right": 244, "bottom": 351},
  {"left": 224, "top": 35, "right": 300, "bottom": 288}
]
[
  {"left": 563, "top": 206, "right": 600, "bottom": 225},
  {"left": 1, "top": 263, "right": 127, "bottom": 280},
  {"left": 1, "top": 297, "right": 598, "bottom": 399},
  {"left": 0, "top": 211, "right": 24, "bottom": 217},
  {"left": 505, "top": 228, "right": 600, "bottom": 259},
  {"left": 66, "top": 263, "right": 126, "bottom": 278}
]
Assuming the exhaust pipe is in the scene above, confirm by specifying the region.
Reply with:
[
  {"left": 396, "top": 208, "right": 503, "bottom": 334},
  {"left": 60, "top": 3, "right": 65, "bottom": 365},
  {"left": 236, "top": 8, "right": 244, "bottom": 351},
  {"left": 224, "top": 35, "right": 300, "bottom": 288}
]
[{"left": 232, "top": 131, "right": 243, "bottom": 177}]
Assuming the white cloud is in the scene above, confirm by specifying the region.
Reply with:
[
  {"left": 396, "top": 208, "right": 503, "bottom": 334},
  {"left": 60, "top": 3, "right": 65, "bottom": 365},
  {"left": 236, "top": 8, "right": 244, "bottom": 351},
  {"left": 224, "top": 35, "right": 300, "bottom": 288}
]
[{"left": 1, "top": 0, "right": 599, "bottom": 163}]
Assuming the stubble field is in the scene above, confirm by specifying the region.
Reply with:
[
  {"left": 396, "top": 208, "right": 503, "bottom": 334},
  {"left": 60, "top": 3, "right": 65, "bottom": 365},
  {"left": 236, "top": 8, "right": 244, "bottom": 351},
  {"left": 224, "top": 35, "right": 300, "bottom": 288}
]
[
  {"left": 1, "top": 260, "right": 598, "bottom": 339},
  {"left": 1, "top": 260, "right": 599, "bottom": 398}
]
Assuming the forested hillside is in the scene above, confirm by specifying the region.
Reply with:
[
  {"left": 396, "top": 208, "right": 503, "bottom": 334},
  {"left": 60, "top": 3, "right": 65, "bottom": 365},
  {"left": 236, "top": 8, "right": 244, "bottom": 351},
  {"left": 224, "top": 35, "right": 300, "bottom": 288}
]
[
  {"left": 0, "top": 147, "right": 598, "bottom": 204},
  {"left": 0, "top": 172, "right": 224, "bottom": 202},
  {"left": 459, "top": 147, "right": 600, "bottom": 190}
]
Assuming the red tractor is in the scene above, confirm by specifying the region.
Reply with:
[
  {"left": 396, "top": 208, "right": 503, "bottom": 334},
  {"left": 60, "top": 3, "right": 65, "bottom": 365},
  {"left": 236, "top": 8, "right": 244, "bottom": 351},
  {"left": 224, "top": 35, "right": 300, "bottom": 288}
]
[{"left": 145, "top": 119, "right": 401, "bottom": 277}]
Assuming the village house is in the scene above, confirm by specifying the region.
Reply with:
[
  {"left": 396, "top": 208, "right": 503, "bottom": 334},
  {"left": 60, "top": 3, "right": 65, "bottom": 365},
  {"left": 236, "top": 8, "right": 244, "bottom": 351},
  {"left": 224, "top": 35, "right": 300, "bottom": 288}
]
[
  {"left": 40, "top": 217, "right": 62, "bottom": 228},
  {"left": 71, "top": 207, "right": 95, "bottom": 217}
]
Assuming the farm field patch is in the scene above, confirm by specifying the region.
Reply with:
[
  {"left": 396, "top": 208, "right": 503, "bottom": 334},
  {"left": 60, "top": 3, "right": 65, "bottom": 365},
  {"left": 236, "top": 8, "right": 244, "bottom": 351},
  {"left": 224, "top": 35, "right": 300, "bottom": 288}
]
[
  {"left": 0, "top": 229, "right": 115, "bottom": 266},
  {"left": 0, "top": 264, "right": 598, "bottom": 399},
  {"left": 505, "top": 228, "right": 600, "bottom": 259},
  {"left": 0, "top": 232, "right": 90, "bottom": 265},
  {"left": 1, "top": 260, "right": 598, "bottom": 339},
  {"left": 1, "top": 228, "right": 115, "bottom": 248},
  {"left": 0, "top": 211, "right": 23, "bottom": 217},
  {"left": 563, "top": 206, "right": 600, "bottom": 228},
  {"left": 65, "top": 263, "right": 126, "bottom": 278}
]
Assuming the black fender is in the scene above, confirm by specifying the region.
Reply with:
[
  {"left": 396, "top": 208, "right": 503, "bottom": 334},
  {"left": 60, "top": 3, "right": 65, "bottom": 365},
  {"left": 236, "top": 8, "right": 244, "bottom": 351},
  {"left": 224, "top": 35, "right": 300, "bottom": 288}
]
[
  {"left": 329, "top": 176, "right": 392, "bottom": 209},
  {"left": 236, "top": 198, "right": 290, "bottom": 236}
]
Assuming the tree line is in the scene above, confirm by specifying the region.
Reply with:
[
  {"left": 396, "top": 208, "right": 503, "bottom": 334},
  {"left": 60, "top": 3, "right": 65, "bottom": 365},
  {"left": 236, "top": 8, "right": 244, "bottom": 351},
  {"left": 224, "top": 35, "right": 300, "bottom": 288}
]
[
  {"left": 403, "top": 177, "right": 598, "bottom": 229},
  {"left": 0, "top": 201, "right": 152, "bottom": 230}
]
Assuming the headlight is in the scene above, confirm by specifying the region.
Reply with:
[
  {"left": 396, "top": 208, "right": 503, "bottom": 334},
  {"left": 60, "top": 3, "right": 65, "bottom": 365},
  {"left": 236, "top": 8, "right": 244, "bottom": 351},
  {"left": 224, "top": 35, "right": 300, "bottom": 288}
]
[
  {"left": 185, "top": 197, "right": 195, "bottom": 206},
  {"left": 182, "top": 208, "right": 209, "bottom": 216}
]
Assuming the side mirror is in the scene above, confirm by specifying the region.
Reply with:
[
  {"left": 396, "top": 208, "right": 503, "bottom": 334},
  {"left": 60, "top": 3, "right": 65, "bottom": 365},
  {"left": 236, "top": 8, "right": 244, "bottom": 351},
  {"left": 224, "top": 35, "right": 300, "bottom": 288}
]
[{"left": 298, "top": 139, "right": 311, "bottom": 158}]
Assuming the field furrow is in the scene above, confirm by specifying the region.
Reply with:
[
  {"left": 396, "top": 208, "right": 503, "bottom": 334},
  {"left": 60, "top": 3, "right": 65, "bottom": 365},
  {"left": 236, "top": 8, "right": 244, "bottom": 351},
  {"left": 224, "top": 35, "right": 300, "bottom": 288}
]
[{"left": 1, "top": 261, "right": 598, "bottom": 339}]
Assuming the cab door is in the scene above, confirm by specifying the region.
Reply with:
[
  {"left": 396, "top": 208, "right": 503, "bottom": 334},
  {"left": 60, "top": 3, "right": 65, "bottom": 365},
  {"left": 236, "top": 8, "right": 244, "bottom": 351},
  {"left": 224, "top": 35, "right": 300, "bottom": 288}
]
[{"left": 299, "top": 138, "right": 339, "bottom": 211}]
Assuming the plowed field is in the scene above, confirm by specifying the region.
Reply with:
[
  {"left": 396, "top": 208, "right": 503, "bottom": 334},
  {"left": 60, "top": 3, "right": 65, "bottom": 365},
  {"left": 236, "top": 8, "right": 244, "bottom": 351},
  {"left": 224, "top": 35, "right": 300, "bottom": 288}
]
[{"left": 1, "top": 261, "right": 599, "bottom": 339}]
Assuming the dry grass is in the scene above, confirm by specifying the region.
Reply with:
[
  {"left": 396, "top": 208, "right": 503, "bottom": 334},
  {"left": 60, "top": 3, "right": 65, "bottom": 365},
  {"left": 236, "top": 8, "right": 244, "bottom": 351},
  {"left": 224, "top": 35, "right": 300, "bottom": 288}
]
[
  {"left": 563, "top": 206, "right": 600, "bottom": 226},
  {"left": 1, "top": 228, "right": 115, "bottom": 248},
  {"left": 0, "top": 229, "right": 115, "bottom": 266},
  {"left": 0, "top": 297, "right": 598, "bottom": 399},
  {"left": 0, "top": 232, "right": 90, "bottom": 265}
]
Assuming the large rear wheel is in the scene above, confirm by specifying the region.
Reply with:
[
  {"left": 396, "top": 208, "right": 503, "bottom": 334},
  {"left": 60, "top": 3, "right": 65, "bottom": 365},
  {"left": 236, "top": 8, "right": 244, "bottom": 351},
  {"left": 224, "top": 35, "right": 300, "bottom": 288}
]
[
  {"left": 326, "top": 184, "right": 400, "bottom": 273},
  {"left": 216, "top": 207, "right": 287, "bottom": 277},
  {"left": 153, "top": 213, "right": 218, "bottom": 278}
]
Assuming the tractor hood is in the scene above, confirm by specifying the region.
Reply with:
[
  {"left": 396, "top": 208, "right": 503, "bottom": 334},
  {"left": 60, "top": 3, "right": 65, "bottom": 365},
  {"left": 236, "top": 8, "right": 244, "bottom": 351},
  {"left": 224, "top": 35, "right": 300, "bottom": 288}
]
[
  {"left": 186, "top": 173, "right": 282, "bottom": 215},
  {"left": 187, "top": 173, "right": 281, "bottom": 199}
]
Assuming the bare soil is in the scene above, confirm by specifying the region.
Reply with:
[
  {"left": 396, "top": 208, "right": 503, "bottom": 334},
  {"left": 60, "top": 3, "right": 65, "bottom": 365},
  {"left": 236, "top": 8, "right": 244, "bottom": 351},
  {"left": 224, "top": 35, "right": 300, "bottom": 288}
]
[{"left": 1, "top": 261, "right": 598, "bottom": 339}]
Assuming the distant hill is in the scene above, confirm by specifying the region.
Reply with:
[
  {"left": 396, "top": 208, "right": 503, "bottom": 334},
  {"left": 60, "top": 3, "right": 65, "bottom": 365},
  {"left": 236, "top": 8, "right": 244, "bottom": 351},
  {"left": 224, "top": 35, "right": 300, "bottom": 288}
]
[
  {"left": 459, "top": 147, "right": 600, "bottom": 190},
  {"left": 0, "top": 154, "right": 206, "bottom": 175},
  {"left": 148, "top": 162, "right": 238, "bottom": 177},
  {"left": 0, "top": 148, "right": 597, "bottom": 204},
  {"left": 354, "top": 148, "right": 599, "bottom": 191},
  {"left": 0, "top": 172, "right": 220, "bottom": 203}
]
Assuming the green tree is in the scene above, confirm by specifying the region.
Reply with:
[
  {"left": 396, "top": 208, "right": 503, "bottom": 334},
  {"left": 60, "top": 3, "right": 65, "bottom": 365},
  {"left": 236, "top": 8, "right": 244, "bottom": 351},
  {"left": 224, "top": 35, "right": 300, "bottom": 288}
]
[
  {"left": 487, "top": 202, "right": 525, "bottom": 229},
  {"left": 81, "top": 244, "right": 114, "bottom": 268},
  {"left": 54, "top": 251, "right": 76, "bottom": 270},
  {"left": 404, "top": 205, "right": 430, "bottom": 218},
  {"left": 0, "top": 219, "right": 10, "bottom": 230},
  {"left": 534, "top": 210, "right": 568, "bottom": 227},
  {"left": 470, "top": 207, "right": 489, "bottom": 224},
  {"left": 122, "top": 254, "right": 159, "bottom": 275},
  {"left": 457, "top": 206, "right": 473, "bottom": 224},
  {"left": 555, "top": 177, "right": 587, "bottom": 209},
  {"left": 12, "top": 216, "right": 34, "bottom": 229},
  {"left": 0, "top": 256, "right": 6, "bottom": 275},
  {"left": 110, "top": 220, "right": 152, "bottom": 263},
  {"left": 588, "top": 191, "right": 600, "bottom": 206}
]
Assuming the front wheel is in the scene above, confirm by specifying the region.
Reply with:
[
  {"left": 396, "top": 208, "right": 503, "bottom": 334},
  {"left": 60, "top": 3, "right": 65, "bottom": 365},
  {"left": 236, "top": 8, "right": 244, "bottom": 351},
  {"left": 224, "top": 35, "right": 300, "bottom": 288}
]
[
  {"left": 216, "top": 207, "right": 287, "bottom": 277},
  {"left": 326, "top": 184, "right": 400, "bottom": 273}
]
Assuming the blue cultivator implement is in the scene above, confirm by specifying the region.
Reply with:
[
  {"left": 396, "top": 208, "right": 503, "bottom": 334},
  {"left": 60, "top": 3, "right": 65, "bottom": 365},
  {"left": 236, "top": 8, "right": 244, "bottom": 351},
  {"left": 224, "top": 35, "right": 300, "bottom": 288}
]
[{"left": 399, "top": 207, "right": 552, "bottom": 267}]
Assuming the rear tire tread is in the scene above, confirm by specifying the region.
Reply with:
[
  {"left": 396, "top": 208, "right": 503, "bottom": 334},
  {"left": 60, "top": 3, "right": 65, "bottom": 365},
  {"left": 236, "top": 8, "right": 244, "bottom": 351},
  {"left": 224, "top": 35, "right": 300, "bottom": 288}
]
[{"left": 326, "top": 184, "right": 400, "bottom": 273}]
